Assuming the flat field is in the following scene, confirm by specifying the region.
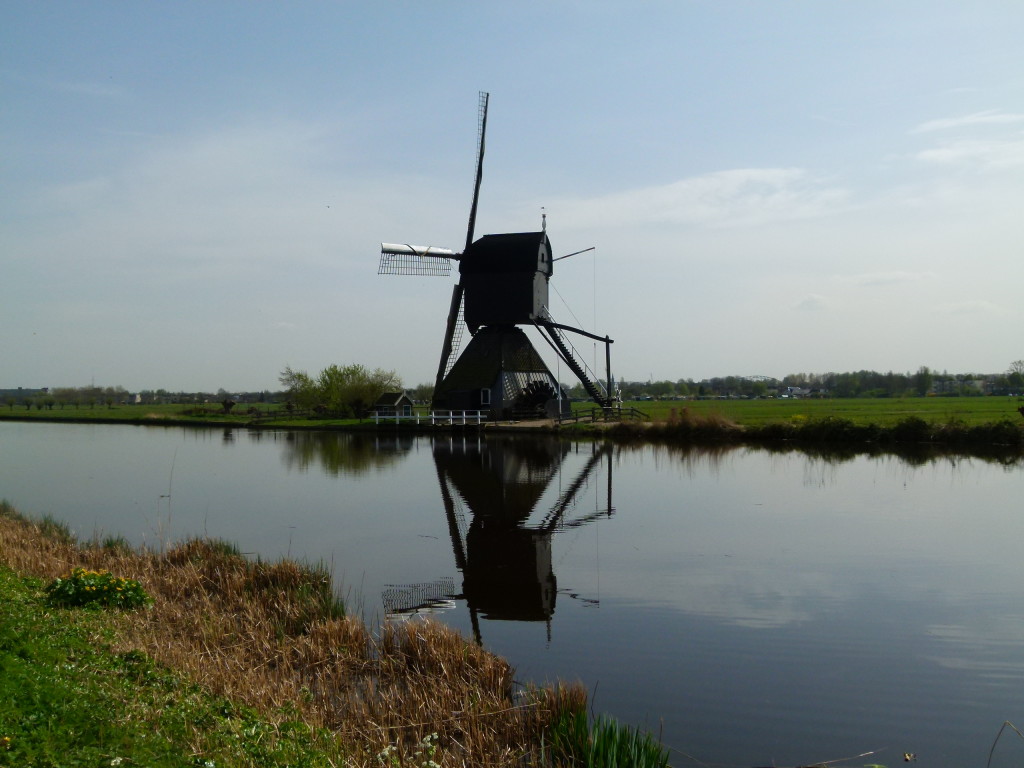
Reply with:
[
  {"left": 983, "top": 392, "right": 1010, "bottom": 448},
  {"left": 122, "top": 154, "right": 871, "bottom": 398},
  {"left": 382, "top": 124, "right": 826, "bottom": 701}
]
[
  {"left": 0, "top": 403, "right": 296, "bottom": 425},
  {"left": 622, "top": 396, "right": 1024, "bottom": 427}
]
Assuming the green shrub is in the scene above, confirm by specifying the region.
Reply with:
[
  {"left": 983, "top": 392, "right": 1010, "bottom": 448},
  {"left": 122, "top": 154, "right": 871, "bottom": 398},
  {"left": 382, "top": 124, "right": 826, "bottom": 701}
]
[
  {"left": 889, "top": 416, "right": 931, "bottom": 443},
  {"left": 45, "top": 567, "right": 151, "bottom": 609}
]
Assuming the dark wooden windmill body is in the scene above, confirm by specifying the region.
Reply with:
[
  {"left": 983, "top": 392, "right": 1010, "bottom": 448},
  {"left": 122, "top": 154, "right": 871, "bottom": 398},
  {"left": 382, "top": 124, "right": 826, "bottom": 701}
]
[
  {"left": 379, "top": 93, "right": 614, "bottom": 419},
  {"left": 381, "top": 436, "right": 615, "bottom": 643}
]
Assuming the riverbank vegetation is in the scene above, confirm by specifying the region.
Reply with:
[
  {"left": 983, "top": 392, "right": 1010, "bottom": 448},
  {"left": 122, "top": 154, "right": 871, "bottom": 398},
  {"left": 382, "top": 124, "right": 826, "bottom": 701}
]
[
  {"left": 3, "top": 393, "right": 1022, "bottom": 428},
  {"left": 0, "top": 563, "right": 346, "bottom": 766},
  {"left": 626, "top": 394, "right": 1024, "bottom": 428},
  {"left": 0, "top": 502, "right": 602, "bottom": 767},
  {"left": 599, "top": 404, "right": 1024, "bottom": 454},
  {"left": 3, "top": 394, "right": 1022, "bottom": 458}
]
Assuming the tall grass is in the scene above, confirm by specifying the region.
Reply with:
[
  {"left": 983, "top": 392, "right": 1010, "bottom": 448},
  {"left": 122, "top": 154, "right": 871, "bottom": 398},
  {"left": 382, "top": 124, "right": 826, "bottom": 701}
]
[
  {"left": 544, "top": 709, "right": 671, "bottom": 768},
  {"left": 0, "top": 502, "right": 589, "bottom": 766}
]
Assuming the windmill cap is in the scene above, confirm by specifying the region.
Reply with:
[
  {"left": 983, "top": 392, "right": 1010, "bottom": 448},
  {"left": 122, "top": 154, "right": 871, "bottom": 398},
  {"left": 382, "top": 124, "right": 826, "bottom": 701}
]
[{"left": 460, "top": 232, "right": 552, "bottom": 275}]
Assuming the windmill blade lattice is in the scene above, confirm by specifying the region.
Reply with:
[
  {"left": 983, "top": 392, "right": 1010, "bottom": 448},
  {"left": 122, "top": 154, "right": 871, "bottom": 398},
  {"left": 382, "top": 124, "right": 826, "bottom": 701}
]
[{"left": 378, "top": 243, "right": 454, "bottom": 276}]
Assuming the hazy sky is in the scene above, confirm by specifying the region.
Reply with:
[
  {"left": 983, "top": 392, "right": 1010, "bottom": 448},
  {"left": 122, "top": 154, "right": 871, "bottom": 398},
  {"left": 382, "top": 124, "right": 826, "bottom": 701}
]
[{"left": 3, "top": 2, "right": 1022, "bottom": 392}]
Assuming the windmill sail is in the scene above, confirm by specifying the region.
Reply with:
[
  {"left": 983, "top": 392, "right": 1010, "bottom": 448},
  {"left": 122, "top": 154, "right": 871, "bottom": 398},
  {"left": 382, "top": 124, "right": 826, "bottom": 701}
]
[
  {"left": 434, "top": 91, "right": 489, "bottom": 395},
  {"left": 378, "top": 244, "right": 455, "bottom": 276},
  {"left": 463, "top": 91, "right": 489, "bottom": 253}
]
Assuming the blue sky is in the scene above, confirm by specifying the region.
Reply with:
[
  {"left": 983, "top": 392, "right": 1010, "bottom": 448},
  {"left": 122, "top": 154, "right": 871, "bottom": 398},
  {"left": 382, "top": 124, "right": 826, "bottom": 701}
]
[{"left": 3, "top": 2, "right": 1022, "bottom": 392}]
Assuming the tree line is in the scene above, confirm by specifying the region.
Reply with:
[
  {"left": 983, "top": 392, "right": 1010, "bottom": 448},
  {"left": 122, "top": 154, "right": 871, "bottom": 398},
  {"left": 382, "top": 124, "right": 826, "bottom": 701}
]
[
  {"left": 562, "top": 361, "right": 1024, "bottom": 401},
  {"left": 6, "top": 361, "right": 1021, "bottom": 412},
  {"left": 3, "top": 385, "right": 130, "bottom": 410}
]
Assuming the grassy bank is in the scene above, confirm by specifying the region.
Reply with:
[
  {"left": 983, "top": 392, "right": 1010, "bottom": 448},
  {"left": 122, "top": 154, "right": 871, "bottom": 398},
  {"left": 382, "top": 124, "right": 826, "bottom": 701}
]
[
  {"left": 5, "top": 397, "right": 1021, "bottom": 456},
  {"left": 625, "top": 395, "right": 1024, "bottom": 428},
  {"left": 0, "top": 402, "right": 363, "bottom": 430},
  {"left": 3, "top": 395, "right": 1022, "bottom": 430},
  {"left": 1, "top": 503, "right": 675, "bottom": 767},
  {"left": 0, "top": 502, "right": 592, "bottom": 767},
  {"left": 0, "top": 564, "right": 347, "bottom": 766}
]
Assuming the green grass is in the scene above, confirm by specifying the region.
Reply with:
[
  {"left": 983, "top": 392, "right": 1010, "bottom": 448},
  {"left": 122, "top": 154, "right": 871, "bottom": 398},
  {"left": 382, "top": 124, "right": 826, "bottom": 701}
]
[
  {"left": 5, "top": 396, "right": 1022, "bottom": 430},
  {"left": 622, "top": 395, "right": 1024, "bottom": 428},
  {"left": 544, "top": 709, "right": 671, "bottom": 768},
  {"left": 0, "top": 565, "right": 344, "bottom": 767},
  {"left": 0, "top": 402, "right": 370, "bottom": 429},
  {"left": 0, "top": 403, "right": 276, "bottom": 424}
]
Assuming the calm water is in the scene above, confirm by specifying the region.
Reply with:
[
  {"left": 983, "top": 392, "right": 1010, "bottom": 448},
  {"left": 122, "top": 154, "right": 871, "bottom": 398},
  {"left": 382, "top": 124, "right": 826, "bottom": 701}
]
[{"left": 2, "top": 421, "right": 1023, "bottom": 766}]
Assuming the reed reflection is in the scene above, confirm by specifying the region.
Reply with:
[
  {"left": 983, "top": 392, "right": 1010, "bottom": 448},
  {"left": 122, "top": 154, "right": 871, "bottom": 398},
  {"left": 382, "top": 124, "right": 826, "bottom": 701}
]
[{"left": 385, "top": 436, "right": 613, "bottom": 642}]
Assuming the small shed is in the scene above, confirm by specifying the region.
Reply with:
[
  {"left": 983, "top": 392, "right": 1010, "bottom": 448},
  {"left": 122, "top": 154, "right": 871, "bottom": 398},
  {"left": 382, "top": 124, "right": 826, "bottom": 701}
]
[{"left": 374, "top": 391, "right": 414, "bottom": 417}]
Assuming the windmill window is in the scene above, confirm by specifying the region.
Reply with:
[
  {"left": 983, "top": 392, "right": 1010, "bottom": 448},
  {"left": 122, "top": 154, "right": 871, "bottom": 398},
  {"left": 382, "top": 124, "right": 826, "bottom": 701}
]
[{"left": 480, "top": 388, "right": 491, "bottom": 405}]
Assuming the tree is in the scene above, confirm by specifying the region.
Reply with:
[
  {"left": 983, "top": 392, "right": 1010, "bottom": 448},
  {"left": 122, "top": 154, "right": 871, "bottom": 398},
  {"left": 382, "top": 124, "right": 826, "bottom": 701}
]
[
  {"left": 411, "top": 382, "right": 434, "bottom": 404},
  {"left": 913, "top": 366, "right": 934, "bottom": 397},
  {"left": 279, "top": 363, "right": 402, "bottom": 417},
  {"left": 52, "top": 387, "right": 76, "bottom": 409},
  {"left": 317, "top": 364, "right": 401, "bottom": 417},
  {"left": 647, "top": 379, "right": 675, "bottom": 399},
  {"left": 104, "top": 385, "right": 127, "bottom": 407},
  {"left": 279, "top": 366, "right": 318, "bottom": 410},
  {"left": 1008, "top": 360, "right": 1024, "bottom": 392}
]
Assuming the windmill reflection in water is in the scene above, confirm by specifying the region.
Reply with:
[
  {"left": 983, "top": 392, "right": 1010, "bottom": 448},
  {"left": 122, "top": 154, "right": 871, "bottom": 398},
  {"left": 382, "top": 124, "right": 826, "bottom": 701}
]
[{"left": 383, "top": 437, "right": 614, "bottom": 643}]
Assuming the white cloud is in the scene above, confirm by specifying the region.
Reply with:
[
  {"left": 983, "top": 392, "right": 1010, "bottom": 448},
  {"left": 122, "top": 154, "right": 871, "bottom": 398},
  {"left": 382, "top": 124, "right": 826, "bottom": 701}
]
[
  {"left": 36, "top": 118, "right": 432, "bottom": 271},
  {"left": 912, "top": 110, "right": 1024, "bottom": 134},
  {"left": 552, "top": 168, "right": 850, "bottom": 231},
  {"left": 916, "top": 135, "right": 1024, "bottom": 169},
  {"left": 909, "top": 111, "right": 1024, "bottom": 170},
  {"left": 934, "top": 300, "right": 1014, "bottom": 317}
]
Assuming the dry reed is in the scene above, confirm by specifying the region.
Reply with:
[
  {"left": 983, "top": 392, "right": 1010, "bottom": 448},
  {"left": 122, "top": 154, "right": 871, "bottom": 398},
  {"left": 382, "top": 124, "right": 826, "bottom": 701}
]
[{"left": 0, "top": 504, "right": 587, "bottom": 766}]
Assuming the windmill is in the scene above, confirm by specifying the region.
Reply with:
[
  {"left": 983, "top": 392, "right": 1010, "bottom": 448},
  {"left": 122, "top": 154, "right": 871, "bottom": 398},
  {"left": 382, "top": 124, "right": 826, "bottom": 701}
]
[{"left": 379, "top": 92, "right": 615, "bottom": 419}]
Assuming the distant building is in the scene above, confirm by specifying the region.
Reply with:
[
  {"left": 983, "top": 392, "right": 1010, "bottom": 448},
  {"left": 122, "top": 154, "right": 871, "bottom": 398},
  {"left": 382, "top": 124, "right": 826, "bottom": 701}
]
[
  {"left": 374, "top": 391, "right": 414, "bottom": 417},
  {"left": 0, "top": 387, "right": 47, "bottom": 401}
]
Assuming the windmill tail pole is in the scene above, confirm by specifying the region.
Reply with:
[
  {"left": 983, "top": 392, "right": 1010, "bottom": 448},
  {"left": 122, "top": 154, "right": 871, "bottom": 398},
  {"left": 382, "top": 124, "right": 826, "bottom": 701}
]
[
  {"left": 606, "top": 336, "right": 613, "bottom": 406},
  {"left": 534, "top": 319, "right": 612, "bottom": 408}
]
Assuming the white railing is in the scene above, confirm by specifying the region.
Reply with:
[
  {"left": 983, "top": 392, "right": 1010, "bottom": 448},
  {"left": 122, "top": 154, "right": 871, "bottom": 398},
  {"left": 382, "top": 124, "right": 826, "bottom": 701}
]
[{"left": 373, "top": 410, "right": 488, "bottom": 425}]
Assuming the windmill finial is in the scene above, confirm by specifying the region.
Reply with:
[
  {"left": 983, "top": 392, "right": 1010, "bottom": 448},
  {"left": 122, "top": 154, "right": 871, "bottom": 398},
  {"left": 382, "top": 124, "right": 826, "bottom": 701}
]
[{"left": 541, "top": 207, "right": 547, "bottom": 232}]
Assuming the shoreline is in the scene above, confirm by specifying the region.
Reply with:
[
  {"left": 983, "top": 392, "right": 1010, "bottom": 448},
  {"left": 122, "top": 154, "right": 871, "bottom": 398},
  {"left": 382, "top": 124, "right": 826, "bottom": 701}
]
[{"left": 3, "top": 407, "right": 1022, "bottom": 459}]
